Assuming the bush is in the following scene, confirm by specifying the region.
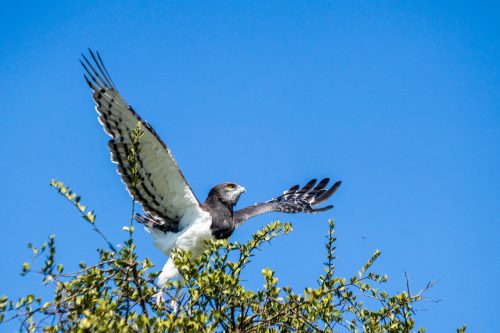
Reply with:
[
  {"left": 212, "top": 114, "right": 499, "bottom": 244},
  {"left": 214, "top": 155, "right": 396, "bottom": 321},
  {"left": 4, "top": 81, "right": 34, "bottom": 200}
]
[{"left": 0, "top": 180, "right": 461, "bottom": 333}]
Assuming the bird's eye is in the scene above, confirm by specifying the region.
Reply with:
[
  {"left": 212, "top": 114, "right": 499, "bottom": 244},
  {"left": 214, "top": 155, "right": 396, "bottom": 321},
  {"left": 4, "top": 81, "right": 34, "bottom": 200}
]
[{"left": 226, "top": 184, "right": 235, "bottom": 190}]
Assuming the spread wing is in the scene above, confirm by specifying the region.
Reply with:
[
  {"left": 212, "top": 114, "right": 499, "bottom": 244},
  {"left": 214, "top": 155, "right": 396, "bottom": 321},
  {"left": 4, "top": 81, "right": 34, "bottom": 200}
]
[
  {"left": 82, "top": 50, "right": 201, "bottom": 231},
  {"left": 234, "top": 178, "right": 341, "bottom": 225}
]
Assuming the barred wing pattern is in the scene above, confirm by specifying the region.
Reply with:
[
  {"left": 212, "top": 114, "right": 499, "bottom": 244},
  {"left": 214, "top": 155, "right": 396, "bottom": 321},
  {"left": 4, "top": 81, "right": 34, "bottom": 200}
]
[
  {"left": 234, "top": 178, "right": 341, "bottom": 225},
  {"left": 82, "top": 50, "right": 201, "bottom": 232}
]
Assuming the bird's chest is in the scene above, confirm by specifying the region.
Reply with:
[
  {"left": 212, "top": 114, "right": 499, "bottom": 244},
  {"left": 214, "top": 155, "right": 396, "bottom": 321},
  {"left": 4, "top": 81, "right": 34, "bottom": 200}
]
[{"left": 210, "top": 216, "right": 235, "bottom": 240}]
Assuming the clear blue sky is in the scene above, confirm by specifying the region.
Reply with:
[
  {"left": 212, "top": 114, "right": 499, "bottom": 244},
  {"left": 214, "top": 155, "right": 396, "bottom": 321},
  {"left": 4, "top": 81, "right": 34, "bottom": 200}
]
[{"left": 1, "top": 1, "right": 498, "bottom": 331}]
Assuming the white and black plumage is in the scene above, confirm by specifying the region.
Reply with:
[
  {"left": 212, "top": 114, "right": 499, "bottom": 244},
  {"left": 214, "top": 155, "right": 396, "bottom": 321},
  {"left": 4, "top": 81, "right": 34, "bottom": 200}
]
[{"left": 81, "top": 50, "right": 342, "bottom": 285}]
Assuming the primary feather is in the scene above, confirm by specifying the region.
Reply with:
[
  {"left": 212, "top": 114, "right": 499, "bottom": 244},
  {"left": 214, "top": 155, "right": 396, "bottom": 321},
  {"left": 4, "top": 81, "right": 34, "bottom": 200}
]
[{"left": 82, "top": 50, "right": 201, "bottom": 229}]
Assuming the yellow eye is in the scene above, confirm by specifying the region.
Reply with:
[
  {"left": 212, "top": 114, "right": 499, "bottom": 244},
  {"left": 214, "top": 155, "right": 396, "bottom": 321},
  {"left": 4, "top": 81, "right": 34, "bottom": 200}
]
[{"left": 226, "top": 184, "right": 235, "bottom": 190}]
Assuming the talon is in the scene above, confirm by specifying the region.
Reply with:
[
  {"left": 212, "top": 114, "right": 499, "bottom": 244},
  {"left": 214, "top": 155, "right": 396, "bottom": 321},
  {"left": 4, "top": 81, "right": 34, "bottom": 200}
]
[
  {"left": 152, "top": 289, "right": 179, "bottom": 313},
  {"left": 152, "top": 290, "right": 165, "bottom": 306},
  {"left": 170, "top": 297, "right": 179, "bottom": 313}
]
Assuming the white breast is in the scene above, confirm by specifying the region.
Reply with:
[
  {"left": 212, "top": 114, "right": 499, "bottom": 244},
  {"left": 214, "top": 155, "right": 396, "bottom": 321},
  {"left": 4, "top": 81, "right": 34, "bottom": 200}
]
[{"left": 174, "top": 207, "right": 213, "bottom": 257}]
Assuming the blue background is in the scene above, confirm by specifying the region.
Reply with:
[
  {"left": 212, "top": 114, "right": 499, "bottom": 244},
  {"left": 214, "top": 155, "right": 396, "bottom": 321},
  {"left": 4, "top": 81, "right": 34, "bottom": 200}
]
[{"left": 1, "top": 1, "right": 499, "bottom": 331}]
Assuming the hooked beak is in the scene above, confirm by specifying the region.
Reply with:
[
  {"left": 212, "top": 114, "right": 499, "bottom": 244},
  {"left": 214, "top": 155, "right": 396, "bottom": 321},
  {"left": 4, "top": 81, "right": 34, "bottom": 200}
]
[{"left": 239, "top": 186, "right": 246, "bottom": 194}]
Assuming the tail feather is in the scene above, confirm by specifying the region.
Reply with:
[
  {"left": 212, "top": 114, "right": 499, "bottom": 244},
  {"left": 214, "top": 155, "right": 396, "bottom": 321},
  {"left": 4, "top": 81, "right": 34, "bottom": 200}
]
[{"left": 134, "top": 213, "right": 174, "bottom": 232}]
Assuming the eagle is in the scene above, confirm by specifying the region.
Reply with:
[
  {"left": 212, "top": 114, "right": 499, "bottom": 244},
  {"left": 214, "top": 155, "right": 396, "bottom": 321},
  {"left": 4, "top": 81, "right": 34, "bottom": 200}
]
[{"left": 81, "top": 50, "right": 342, "bottom": 286}]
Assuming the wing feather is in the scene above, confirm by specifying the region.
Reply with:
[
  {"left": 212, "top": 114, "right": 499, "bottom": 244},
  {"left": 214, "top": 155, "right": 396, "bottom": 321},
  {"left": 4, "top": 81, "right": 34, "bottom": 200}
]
[
  {"left": 82, "top": 50, "right": 201, "bottom": 230},
  {"left": 234, "top": 178, "right": 341, "bottom": 225}
]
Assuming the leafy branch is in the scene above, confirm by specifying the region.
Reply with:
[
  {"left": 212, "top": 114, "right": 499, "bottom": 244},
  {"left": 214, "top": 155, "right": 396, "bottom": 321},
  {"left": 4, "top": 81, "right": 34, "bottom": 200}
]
[
  {"left": 49, "top": 179, "right": 117, "bottom": 252},
  {"left": 1, "top": 211, "right": 464, "bottom": 332}
]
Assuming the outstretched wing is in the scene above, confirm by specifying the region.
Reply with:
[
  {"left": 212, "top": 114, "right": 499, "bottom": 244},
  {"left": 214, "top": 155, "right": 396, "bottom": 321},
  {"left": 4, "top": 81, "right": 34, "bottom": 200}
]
[
  {"left": 82, "top": 50, "right": 201, "bottom": 231},
  {"left": 234, "top": 178, "right": 341, "bottom": 225}
]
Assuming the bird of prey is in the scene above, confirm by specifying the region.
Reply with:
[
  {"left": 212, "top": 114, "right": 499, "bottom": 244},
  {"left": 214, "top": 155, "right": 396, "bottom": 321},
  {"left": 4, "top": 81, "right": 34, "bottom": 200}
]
[{"left": 81, "top": 50, "right": 342, "bottom": 285}]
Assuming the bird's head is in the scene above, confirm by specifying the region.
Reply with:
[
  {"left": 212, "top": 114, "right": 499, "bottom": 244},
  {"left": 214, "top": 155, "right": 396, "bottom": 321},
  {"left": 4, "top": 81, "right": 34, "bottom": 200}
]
[{"left": 207, "top": 182, "right": 246, "bottom": 207}]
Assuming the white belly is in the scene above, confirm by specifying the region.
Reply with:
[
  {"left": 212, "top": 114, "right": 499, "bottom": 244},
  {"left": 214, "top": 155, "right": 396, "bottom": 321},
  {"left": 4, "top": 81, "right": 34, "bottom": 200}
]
[
  {"left": 147, "top": 207, "right": 213, "bottom": 256},
  {"left": 145, "top": 207, "right": 213, "bottom": 285}
]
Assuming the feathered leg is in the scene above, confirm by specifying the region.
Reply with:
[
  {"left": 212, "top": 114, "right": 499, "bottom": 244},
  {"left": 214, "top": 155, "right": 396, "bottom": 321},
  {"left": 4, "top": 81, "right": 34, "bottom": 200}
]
[{"left": 153, "top": 258, "right": 184, "bottom": 312}]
